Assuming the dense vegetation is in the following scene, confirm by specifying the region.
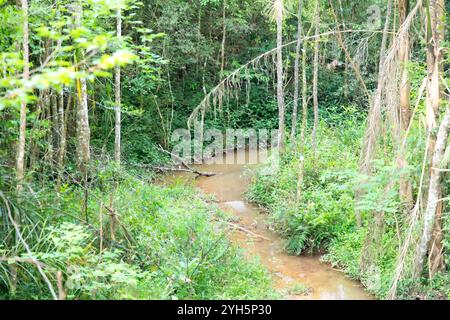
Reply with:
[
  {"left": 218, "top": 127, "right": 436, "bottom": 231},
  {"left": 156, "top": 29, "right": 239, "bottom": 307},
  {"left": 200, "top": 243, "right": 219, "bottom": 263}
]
[{"left": 0, "top": 0, "right": 448, "bottom": 300}]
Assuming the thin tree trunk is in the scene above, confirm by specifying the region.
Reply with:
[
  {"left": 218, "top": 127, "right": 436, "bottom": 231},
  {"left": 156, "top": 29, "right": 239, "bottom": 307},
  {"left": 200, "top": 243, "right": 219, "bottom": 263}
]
[
  {"left": 398, "top": 0, "right": 411, "bottom": 130},
  {"left": 114, "top": 8, "right": 122, "bottom": 164},
  {"left": 291, "top": 0, "right": 303, "bottom": 140},
  {"left": 299, "top": 47, "right": 308, "bottom": 154},
  {"left": 50, "top": 91, "right": 58, "bottom": 164},
  {"left": 427, "top": 0, "right": 446, "bottom": 275},
  {"left": 297, "top": 46, "right": 308, "bottom": 200},
  {"left": 56, "top": 89, "right": 67, "bottom": 191},
  {"left": 311, "top": 0, "right": 320, "bottom": 156},
  {"left": 337, "top": 0, "right": 348, "bottom": 98},
  {"left": 275, "top": 0, "right": 285, "bottom": 154},
  {"left": 11, "top": 0, "right": 30, "bottom": 294},
  {"left": 425, "top": 0, "right": 441, "bottom": 132},
  {"left": 414, "top": 106, "right": 449, "bottom": 277},
  {"left": 16, "top": 0, "right": 30, "bottom": 192},
  {"left": 74, "top": 4, "right": 90, "bottom": 171},
  {"left": 398, "top": 0, "right": 413, "bottom": 207},
  {"left": 220, "top": 0, "right": 227, "bottom": 78},
  {"left": 413, "top": 0, "right": 445, "bottom": 277},
  {"left": 74, "top": 3, "right": 90, "bottom": 221}
]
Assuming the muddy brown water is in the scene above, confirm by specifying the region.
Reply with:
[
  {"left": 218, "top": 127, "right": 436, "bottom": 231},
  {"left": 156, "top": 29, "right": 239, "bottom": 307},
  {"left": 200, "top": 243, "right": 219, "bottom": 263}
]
[{"left": 163, "top": 149, "right": 373, "bottom": 300}]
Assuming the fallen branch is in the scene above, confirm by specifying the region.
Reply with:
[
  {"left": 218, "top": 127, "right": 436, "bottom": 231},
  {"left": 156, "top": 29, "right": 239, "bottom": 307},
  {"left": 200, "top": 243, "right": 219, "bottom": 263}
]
[
  {"left": 158, "top": 145, "right": 216, "bottom": 177},
  {"left": 223, "top": 221, "right": 271, "bottom": 241},
  {"left": 153, "top": 166, "right": 202, "bottom": 174}
]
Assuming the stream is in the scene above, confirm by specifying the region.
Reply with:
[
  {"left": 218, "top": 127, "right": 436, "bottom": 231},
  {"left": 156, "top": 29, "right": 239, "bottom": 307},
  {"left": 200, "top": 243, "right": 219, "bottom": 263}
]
[{"left": 164, "top": 149, "right": 373, "bottom": 300}]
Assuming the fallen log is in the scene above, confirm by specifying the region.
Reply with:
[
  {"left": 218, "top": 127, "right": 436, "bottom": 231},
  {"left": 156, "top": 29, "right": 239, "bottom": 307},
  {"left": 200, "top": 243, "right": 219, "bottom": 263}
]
[
  {"left": 223, "top": 221, "right": 271, "bottom": 241},
  {"left": 158, "top": 145, "right": 216, "bottom": 177}
]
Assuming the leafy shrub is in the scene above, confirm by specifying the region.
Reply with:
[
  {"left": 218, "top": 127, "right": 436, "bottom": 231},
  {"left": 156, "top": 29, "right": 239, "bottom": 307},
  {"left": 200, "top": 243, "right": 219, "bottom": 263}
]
[
  {"left": 247, "top": 122, "right": 362, "bottom": 254},
  {"left": 248, "top": 115, "right": 449, "bottom": 300},
  {"left": 0, "top": 170, "right": 275, "bottom": 300}
]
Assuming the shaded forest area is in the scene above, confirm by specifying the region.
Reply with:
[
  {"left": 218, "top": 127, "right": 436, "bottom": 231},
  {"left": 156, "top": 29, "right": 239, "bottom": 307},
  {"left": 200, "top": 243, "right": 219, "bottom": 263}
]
[{"left": 0, "top": 0, "right": 449, "bottom": 300}]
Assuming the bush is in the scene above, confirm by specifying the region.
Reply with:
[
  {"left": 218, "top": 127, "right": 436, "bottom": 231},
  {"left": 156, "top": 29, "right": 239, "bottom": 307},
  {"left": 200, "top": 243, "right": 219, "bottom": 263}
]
[
  {"left": 0, "top": 169, "right": 276, "bottom": 300},
  {"left": 247, "top": 116, "right": 449, "bottom": 300},
  {"left": 247, "top": 121, "right": 362, "bottom": 254}
]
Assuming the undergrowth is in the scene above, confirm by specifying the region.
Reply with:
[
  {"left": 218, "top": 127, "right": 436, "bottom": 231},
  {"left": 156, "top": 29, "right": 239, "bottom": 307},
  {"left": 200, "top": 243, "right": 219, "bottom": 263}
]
[
  {"left": 247, "top": 112, "right": 449, "bottom": 300},
  {"left": 0, "top": 166, "right": 276, "bottom": 300}
]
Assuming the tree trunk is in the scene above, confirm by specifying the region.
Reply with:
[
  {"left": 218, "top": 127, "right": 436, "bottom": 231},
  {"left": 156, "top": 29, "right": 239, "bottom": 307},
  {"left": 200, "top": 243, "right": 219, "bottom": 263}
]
[
  {"left": 337, "top": 0, "right": 348, "bottom": 98},
  {"left": 56, "top": 89, "right": 67, "bottom": 191},
  {"left": 12, "top": 0, "right": 30, "bottom": 296},
  {"left": 398, "top": 0, "right": 414, "bottom": 207},
  {"left": 50, "top": 91, "right": 58, "bottom": 164},
  {"left": 311, "top": 0, "right": 320, "bottom": 156},
  {"left": 299, "top": 47, "right": 308, "bottom": 153},
  {"left": 114, "top": 8, "right": 122, "bottom": 165},
  {"left": 427, "top": 0, "right": 446, "bottom": 276},
  {"left": 290, "top": 0, "right": 303, "bottom": 140},
  {"left": 414, "top": 106, "right": 449, "bottom": 277},
  {"left": 398, "top": 0, "right": 411, "bottom": 130},
  {"left": 413, "top": 0, "right": 445, "bottom": 279},
  {"left": 16, "top": 0, "right": 30, "bottom": 192},
  {"left": 275, "top": 0, "right": 285, "bottom": 154},
  {"left": 74, "top": 3, "right": 91, "bottom": 221},
  {"left": 220, "top": 0, "right": 227, "bottom": 78},
  {"left": 297, "top": 46, "right": 308, "bottom": 200}
]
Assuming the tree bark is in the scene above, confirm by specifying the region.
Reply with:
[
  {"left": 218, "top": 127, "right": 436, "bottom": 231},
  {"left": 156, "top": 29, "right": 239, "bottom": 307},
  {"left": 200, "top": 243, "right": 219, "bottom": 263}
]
[
  {"left": 297, "top": 46, "right": 309, "bottom": 200},
  {"left": 114, "top": 8, "right": 122, "bottom": 164},
  {"left": 12, "top": 0, "right": 30, "bottom": 296},
  {"left": 299, "top": 47, "right": 308, "bottom": 154},
  {"left": 427, "top": 0, "right": 446, "bottom": 275},
  {"left": 398, "top": 0, "right": 414, "bottom": 207},
  {"left": 398, "top": 0, "right": 411, "bottom": 130},
  {"left": 75, "top": 4, "right": 90, "bottom": 172},
  {"left": 74, "top": 3, "right": 91, "bottom": 221},
  {"left": 220, "top": 0, "right": 227, "bottom": 78},
  {"left": 414, "top": 106, "right": 449, "bottom": 277},
  {"left": 275, "top": 0, "right": 285, "bottom": 154},
  {"left": 311, "top": 0, "right": 320, "bottom": 156},
  {"left": 290, "top": 0, "right": 303, "bottom": 140},
  {"left": 50, "top": 91, "right": 58, "bottom": 163},
  {"left": 411, "top": 0, "right": 443, "bottom": 279},
  {"left": 56, "top": 89, "right": 67, "bottom": 191},
  {"left": 16, "top": 0, "right": 30, "bottom": 192}
]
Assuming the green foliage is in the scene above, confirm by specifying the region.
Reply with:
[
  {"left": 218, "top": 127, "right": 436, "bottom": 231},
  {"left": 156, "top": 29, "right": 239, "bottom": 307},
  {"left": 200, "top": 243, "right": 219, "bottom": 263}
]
[
  {"left": 247, "top": 120, "right": 363, "bottom": 254},
  {"left": 39, "top": 223, "right": 142, "bottom": 299},
  {"left": 1, "top": 0, "right": 448, "bottom": 301},
  {"left": 0, "top": 167, "right": 275, "bottom": 300},
  {"left": 248, "top": 109, "right": 449, "bottom": 299}
]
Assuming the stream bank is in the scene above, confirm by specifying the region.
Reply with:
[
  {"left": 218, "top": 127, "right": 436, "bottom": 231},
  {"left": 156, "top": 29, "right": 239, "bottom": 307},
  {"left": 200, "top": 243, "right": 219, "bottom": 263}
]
[{"left": 164, "top": 149, "right": 373, "bottom": 300}]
